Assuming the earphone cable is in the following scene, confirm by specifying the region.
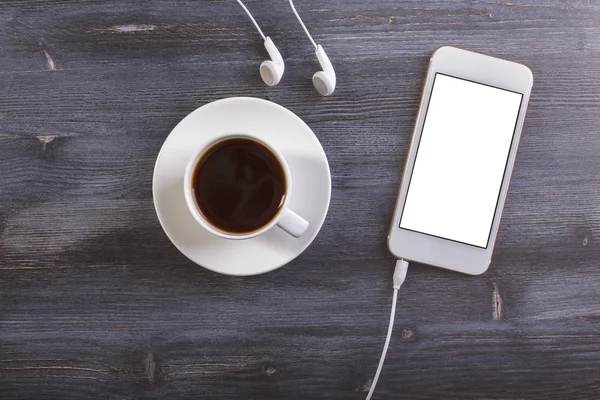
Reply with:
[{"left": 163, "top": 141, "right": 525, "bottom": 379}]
[
  {"left": 288, "top": 0, "right": 318, "bottom": 50},
  {"left": 365, "top": 259, "right": 409, "bottom": 400},
  {"left": 236, "top": 0, "right": 266, "bottom": 40}
]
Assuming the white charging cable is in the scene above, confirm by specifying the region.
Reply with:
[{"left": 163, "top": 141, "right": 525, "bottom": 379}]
[{"left": 365, "top": 259, "right": 409, "bottom": 400}]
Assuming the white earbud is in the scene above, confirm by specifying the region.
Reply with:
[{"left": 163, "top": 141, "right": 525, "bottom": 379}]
[
  {"left": 288, "top": 0, "right": 336, "bottom": 96},
  {"left": 236, "top": 0, "right": 285, "bottom": 87},
  {"left": 260, "top": 37, "right": 285, "bottom": 86},
  {"left": 313, "top": 45, "right": 336, "bottom": 96}
]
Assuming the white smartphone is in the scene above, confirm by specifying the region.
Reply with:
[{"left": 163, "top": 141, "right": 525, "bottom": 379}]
[{"left": 388, "top": 46, "right": 533, "bottom": 275}]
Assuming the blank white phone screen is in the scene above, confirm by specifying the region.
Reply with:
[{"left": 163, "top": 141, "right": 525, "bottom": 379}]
[{"left": 400, "top": 73, "right": 523, "bottom": 248}]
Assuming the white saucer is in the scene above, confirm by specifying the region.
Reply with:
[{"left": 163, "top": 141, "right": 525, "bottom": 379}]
[{"left": 152, "top": 97, "right": 331, "bottom": 276}]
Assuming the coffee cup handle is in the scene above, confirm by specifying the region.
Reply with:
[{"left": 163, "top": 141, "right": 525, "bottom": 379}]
[{"left": 277, "top": 209, "right": 309, "bottom": 238}]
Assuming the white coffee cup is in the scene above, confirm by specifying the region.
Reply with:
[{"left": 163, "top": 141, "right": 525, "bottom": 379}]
[{"left": 183, "top": 134, "right": 309, "bottom": 240}]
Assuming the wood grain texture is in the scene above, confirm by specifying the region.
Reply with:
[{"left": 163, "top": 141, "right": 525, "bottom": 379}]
[{"left": 1, "top": 0, "right": 600, "bottom": 398}]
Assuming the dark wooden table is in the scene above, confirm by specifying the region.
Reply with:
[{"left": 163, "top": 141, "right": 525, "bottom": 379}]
[{"left": 1, "top": 0, "right": 599, "bottom": 398}]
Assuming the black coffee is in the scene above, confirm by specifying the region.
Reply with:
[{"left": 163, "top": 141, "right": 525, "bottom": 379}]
[{"left": 192, "top": 137, "right": 286, "bottom": 234}]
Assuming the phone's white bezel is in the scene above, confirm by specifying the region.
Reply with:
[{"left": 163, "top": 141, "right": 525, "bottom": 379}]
[{"left": 388, "top": 46, "right": 533, "bottom": 275}]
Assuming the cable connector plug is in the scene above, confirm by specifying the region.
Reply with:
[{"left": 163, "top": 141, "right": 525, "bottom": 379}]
[{"left": 393, "top": 259, "right": 409, "bottom": 290}]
